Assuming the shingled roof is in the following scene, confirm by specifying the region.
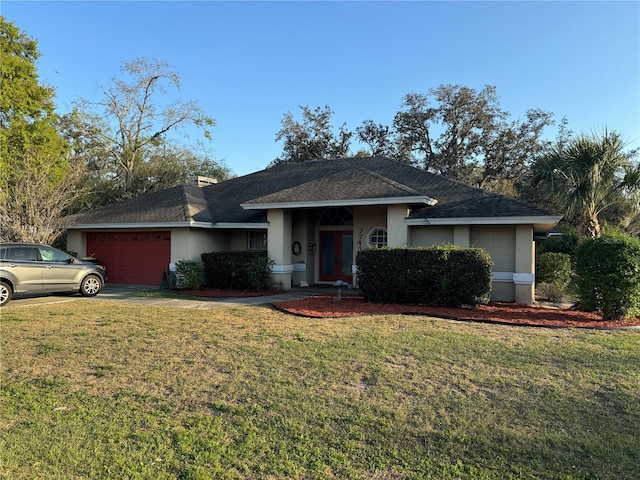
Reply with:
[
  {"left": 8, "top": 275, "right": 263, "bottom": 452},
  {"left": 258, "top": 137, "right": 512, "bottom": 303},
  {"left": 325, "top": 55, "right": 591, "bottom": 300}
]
[{"left": 69, "top": 156, "right": 560, "bottom": 229}]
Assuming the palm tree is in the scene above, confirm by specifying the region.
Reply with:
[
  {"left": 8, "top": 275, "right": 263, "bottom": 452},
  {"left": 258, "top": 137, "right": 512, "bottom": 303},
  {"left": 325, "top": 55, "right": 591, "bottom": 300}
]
[{"left": 530, "top": 130, "right": 640, "bottom": 238}]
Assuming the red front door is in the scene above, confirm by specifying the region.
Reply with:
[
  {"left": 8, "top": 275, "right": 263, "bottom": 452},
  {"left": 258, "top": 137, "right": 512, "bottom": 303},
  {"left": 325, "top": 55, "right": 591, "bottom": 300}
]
[{"left": 319, "top": 231, "right": 353, "bottom": 282}]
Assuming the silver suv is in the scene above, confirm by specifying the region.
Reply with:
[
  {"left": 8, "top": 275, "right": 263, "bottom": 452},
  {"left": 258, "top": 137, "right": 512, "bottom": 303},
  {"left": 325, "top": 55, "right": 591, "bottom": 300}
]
[{"left": 0, "top": 243, "right": 107, "bottom": 306}]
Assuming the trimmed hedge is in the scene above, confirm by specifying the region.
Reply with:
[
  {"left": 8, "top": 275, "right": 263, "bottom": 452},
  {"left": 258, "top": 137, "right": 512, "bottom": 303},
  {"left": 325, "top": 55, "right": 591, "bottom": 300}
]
[
  {"left": 201, "top": 251, "right": 273, "bottom": 291},
  {"left": 356, "top": 246, "right": 493, "bottom": 307},
  {"left": 575, "top": 234, "right": 640, "bottom": 321},
  {"left": 537, "top": 252, "right": 571, "bottom": 288}
]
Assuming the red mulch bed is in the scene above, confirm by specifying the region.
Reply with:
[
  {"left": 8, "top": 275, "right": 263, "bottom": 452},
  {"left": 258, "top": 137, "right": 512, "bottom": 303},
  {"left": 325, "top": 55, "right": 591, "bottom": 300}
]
[
  {"left": 175, "top": 288, "right": 283, "bottom": 298},
  {"left": 271, "top": 295, "right": 640, "bottom": 329}
]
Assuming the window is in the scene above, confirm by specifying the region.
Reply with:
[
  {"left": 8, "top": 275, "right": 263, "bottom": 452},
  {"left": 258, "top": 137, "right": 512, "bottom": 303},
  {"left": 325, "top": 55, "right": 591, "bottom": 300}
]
[
  {"left": 368, "top": 227, "right": 388, "bottom": 248},
  {"left": 38, "top": 246, "right": 71, "bottom": 263},
  {"left": 319, "top": 207, "right": 353, "bottom": 226},
  {"left": 248, "top": 230, "right": 267, "bottom": 250},
  {"left": 6, "top": 247, "right": 38, "bottom": 261}
]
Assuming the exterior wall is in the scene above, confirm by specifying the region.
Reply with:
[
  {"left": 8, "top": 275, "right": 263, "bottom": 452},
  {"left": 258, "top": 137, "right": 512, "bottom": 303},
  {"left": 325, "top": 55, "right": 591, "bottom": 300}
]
[
  {"left": 66, "top": 230, "right": 84, "bottom": 258},
  {"left": 353, "top": 206, "right": 386, "bottom": 253},
  {"left": 290, "top": 210, "right": 315, "bottom": 286},
  {"left": 170, "top": 228, "right": 229, "bottom": 264},
  {"left": 68, "top": 228, "right": 231, "bottom": 266},
  {"left": 471, "top": 226, "right": 516, "bottom": 302},
  {"left": 352, "top": 206, "right": 387, "bottom": 286},
  {"left": 267, "top": 209, "right": 293, "bottom": 289},
  {"left": 410, "top": 226, "right": 454, "bottom": 246},
  {"left": 387, "top": 204, "right": 409, "bottom": 247},
  {"left": 514, "top": 225, "right": 535, "bottom": 304},
  {"left": 229, "top": 230, "right": 248, "bottom": 250}
]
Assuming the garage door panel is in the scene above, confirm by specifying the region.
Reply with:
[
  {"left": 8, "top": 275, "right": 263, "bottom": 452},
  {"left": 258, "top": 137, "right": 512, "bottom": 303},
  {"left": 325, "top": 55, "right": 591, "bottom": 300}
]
[{"left": 86, "top": 231, "right": 170, "bottom": 285}]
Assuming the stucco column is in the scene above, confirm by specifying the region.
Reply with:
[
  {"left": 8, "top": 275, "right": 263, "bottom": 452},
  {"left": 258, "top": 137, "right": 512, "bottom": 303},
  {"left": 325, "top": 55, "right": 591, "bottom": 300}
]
[
  {"left": 66, "top": 230, "right": 85, "bottom": 257},
  {"left": 453, "top": 225, "right": 470, "bottom": 248},
  {"left": 514, "top": 225, "right": 535, "bottom": 304},
  {"left": 387, "top": 204, "right": 409, "bottom": 247},
  {"left": 267, "top": 209, "right": 293, "bottom": 290}
]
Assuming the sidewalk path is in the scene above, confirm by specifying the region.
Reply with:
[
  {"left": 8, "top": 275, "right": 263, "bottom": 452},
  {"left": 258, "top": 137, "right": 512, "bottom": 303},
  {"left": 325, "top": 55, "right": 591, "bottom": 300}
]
[{"left": 93, "top": 284, "right": 349, "bottom": 310}]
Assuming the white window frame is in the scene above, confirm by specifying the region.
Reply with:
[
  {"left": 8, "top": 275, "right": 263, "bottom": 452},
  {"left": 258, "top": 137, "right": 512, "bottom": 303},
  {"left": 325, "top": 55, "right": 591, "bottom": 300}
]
[{"left": 368, "top": 227, "right": 388, "bottom": 248}]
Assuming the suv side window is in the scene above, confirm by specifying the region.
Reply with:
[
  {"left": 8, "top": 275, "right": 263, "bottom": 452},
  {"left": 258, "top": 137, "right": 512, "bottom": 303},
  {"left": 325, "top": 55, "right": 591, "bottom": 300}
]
[
  {"left": 38, "top": 247, "right": 71, "bottom": 263},
  {"left": 6, "top": 247, "right": 38, "bottom": 262}
]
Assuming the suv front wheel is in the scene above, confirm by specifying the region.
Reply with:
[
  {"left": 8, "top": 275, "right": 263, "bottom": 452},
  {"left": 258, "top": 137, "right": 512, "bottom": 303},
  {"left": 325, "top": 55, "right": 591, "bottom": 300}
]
[
  {"left": 80, "top": 275, "right": 102, "bottom": 297},
  {"left": 0, "top": 280, "right": 13, "bottom": 307}
]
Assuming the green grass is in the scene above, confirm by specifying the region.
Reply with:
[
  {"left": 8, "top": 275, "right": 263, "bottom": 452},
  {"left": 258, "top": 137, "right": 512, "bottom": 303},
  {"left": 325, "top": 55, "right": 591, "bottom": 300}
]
[{"left": 1, "top": 300, "right": 639, "bottom": 479}]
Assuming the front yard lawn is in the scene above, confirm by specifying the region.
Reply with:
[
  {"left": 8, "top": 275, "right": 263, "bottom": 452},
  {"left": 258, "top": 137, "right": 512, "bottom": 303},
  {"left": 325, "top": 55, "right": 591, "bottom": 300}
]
[{"left": 1, "top": 301, "right": 639, "bottom": 479}]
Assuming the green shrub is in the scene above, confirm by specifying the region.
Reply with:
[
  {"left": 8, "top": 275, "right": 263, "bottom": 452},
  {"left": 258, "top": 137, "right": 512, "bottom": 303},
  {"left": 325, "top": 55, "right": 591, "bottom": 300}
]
[
  {"left": 575, "top": 234, "right": 640, "bottom": 321},
  {"left": 175, "top": 259, "right": 205, "bottom": 290},
  {"left": 201, "top": 251, "right": 273, "bottom": 291},
  {"left": 537, "top": 230, "right": 580, "bottom": 256},
  {"left": 536, "top": 282, "right": 566, "bottom": 304},
  {"left": 356, "top": 246, "right": 493, "bottom": 307},
  {"left": 537, "top": 252, "right": 571, "bottom": 287}
]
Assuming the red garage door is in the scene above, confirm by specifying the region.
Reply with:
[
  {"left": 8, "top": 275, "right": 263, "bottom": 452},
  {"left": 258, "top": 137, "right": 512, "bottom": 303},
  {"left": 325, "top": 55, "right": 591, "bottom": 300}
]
[{"left": 86, "top": 231, "right": 171, "bottom": 285}]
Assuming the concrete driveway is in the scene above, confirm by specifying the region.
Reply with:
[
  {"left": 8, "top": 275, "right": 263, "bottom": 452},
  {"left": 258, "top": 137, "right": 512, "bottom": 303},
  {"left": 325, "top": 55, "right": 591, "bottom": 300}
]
[{"left": 3, "top": 283, "right": 342, "bottom": 309}]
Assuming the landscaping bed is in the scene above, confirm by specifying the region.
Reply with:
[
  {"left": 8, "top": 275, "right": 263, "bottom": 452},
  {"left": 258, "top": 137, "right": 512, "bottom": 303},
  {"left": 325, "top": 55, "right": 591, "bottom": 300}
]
[{"left": 272, "top": 294, "right": 640, "bottom": 329}]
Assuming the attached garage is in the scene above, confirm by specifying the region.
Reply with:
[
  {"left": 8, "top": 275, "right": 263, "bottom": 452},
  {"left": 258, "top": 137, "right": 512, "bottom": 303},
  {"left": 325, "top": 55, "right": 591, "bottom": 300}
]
[{"left": 86, "top": 231, "right": 171, "bottom": 285}]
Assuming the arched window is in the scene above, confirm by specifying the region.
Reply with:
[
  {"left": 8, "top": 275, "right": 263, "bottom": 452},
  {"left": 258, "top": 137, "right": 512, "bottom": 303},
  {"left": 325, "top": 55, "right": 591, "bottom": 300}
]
[
  {"left": 318, "top": 207, "right": 353, "bottom": 226},
  {"left": 368, "top": 227, "right": 388, "bottom": 248}
]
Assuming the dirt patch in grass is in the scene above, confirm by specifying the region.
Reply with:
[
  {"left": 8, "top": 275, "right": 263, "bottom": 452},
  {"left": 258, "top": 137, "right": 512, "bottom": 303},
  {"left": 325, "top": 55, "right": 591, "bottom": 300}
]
[{"left": 272, "top": 295, "right": 640, "bottom": 329}]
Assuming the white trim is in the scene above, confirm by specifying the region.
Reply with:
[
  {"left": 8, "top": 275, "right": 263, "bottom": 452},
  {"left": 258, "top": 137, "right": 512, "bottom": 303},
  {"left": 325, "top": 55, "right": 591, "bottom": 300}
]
[
  {"left": 241, "top": 196, "right": 437, "bottom": 210},
  {"left": 293, "top": 263, "right": 307, "bottom": 272},
  {"left": 213, "top": 223, "right": 269, "bottom": 229},
  {"left": 67, "top": 221, "right": 211, "bottom": 230},
  {"left": 406, "top": 216, "right": 562, "bottom": 227},
  {"left": 513, "top": 273, "right": 535, "bottom": 285},
  {"left": 271, "top": 264, "right": 294, "bottom": 274},
  {"left": 492, "top": 272, "right": 514, "bottom": 283},
  {"left": 491, "top": 272, "right": 535, "bottom": 285},
  {"left": 67, "top": 222, "right": 269, "bottom": 231}
]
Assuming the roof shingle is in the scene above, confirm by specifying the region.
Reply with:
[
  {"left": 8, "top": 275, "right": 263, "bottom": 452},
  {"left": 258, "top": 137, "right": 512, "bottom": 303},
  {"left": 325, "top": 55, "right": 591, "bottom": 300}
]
[{"left": 69, "top": 156, "right": 558, "bottom": 227}]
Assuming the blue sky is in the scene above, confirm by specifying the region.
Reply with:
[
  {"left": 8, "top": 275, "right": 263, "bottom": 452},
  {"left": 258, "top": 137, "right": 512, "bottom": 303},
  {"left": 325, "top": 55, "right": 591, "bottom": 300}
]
[{"left": 4, "top": 1, "right": 639, "bottom": 176}]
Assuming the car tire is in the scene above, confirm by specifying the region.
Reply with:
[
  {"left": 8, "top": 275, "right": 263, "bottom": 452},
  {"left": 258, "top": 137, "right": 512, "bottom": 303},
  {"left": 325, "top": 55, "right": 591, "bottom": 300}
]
[
  {"left": 80, "top": 275, "right": 102, "bottom": 297},
  {"left": 0, "top": 280, "right": 12, "bottom": 307}
]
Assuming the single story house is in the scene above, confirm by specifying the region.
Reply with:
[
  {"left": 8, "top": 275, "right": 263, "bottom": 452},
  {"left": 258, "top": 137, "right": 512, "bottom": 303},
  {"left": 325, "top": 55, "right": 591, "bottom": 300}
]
[{"left": 67, "top": 156, "right": 561, "bottom": 304}]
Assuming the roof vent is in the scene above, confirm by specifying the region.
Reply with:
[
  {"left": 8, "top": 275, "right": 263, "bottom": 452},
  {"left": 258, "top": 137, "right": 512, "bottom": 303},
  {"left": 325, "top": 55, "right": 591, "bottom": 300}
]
[{"left": 190, "top": 176, "right": 218, "bottom": 187}]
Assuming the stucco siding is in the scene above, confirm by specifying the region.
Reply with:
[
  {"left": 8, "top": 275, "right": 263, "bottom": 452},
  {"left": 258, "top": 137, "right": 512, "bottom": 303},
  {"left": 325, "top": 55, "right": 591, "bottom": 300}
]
[
  {"left": 353, "top": 206, "right": 386, "bottom": 253},
  {"left": 471, "top": 226, "right": 516, "bottom": 272},
  {"left": 471, "top": 226, "right": 517, "bottom": 302},
  {"left": 410, "top": 226, "right": 455, "bottom": 247},
  {"left": 171, "top": 228, "right": 229, "bottom": 263}
]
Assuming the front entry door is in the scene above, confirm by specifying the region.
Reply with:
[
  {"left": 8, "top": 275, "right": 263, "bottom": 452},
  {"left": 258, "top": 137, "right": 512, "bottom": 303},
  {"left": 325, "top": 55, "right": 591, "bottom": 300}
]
[{"left": 319, "top": 231, "right": 353, "bottom": 282}]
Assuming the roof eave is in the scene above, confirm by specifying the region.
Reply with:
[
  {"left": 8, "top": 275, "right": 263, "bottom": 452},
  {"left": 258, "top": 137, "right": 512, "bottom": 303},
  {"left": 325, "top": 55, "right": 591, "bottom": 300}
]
[
  {"left": 67, "top": 221, "right": 215, "bottom": 230},
  {"left": 67, "top": 221, "right": 270, "bottom": 230},
  {"left": 241, "top": 196, "right": 437, "bottom": 210},
  {"left": 406, "top": 215, "right": 563, "bottom": 232}
]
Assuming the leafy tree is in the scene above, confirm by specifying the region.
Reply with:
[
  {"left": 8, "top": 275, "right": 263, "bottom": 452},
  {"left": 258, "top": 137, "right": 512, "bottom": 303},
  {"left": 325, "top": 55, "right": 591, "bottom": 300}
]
[
  {"left": 71, "top": 57, "right": 219, "bottom": 202},
  {"left": 355, "top": 120, "right": 396, "bottom": 157},
  {"left": 392, "top": 92, "right": 436, "bottom": 167},
  {"left": 529, "top": 130, "right": 640, "bottom": 238},
  {"left": 393, "top": 85, "right": 553, "bottom": 187},
  {"left": 0, "top": 17, "right": 83, "bottom": 244},
  {"left": 271, "top": 105, "right": 352, "bottom": 166},
  {"left": 478, "top": 108, "right": 553, "bottom": 190}
]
